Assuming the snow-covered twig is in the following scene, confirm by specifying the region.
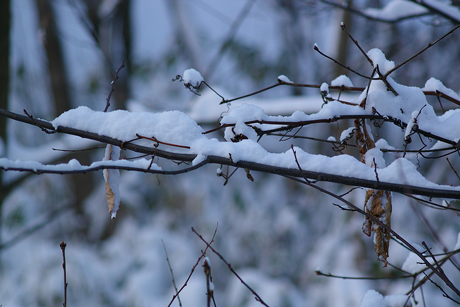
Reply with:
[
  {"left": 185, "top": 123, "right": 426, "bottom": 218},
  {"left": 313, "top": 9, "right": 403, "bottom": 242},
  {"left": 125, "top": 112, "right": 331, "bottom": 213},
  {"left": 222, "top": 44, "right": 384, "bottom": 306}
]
[
  {"left": 407, "top": 0, "right": 460, "bottom": 24},
  {"left": 313, "top": 44, "right": 379, "bottom": 80},
  {"left": 321, "top": 0, "right": 431, "bottom": 23},
  {"left": 203, "top": 79, "right": 460, "bottom": 107},
  {"left": 1, "top": 108, "right": 460, "bottom": 199}
]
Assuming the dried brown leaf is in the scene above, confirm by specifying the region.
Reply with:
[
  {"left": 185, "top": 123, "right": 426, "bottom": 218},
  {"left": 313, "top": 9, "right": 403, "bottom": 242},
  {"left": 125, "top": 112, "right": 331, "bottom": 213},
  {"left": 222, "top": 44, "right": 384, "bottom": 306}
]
[
  {"left": 105, "top": 169, "right": 115, "bottom": 214},
  {"left": 245, "top": 168, "right": 254, "bottom": 182},
  {"left": 362, "top": 189, "right": 392, "bottom": 266},
  {"left": 103, "top": 144, "right": 121, "bottom": 219},
  {"left": 355, "top": 118, "right": 392, "bottom": 266}
]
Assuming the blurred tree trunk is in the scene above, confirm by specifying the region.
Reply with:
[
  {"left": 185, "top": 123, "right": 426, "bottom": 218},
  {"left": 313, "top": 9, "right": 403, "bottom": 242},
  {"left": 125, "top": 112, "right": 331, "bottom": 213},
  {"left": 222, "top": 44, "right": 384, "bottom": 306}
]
[
  {"left": 35, "top": 0, "right": 72, "bottom": 116},
  {"left": 36, "top": 0, "right": 96, "bottom": 229},
  {"left": 277, "top": 0, "right": 305, "bottom": 96},
  {"left": 111, "top": 0, "right": 131, "bottom": 110},
  {"left": 86, "top": 0, "right": 131, "bottom": 110},
  {"left": 333, "top": 0, "right": 353, "bottom": 78},
  {"left": 0, "top": 0, "right": 11, "bottom": 264},
  {"left": 167, "top": 0, "right": 204, "bottom": 72}
]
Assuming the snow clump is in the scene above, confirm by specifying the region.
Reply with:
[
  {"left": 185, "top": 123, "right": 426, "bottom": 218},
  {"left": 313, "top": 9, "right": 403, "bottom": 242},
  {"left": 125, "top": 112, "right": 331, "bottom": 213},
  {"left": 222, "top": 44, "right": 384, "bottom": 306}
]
[
  {"left": 183, "top": 68, "right": 204, "bottom": 88},
  {"left": 331, "top": 75, "right": 354, "bottom": 87}
]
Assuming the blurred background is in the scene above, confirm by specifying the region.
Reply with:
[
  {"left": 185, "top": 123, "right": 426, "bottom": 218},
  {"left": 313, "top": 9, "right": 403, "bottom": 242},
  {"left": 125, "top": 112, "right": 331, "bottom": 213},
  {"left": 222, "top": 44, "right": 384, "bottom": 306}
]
[{"left": 1, "top": 0, "right": 460, "bottom": 306}]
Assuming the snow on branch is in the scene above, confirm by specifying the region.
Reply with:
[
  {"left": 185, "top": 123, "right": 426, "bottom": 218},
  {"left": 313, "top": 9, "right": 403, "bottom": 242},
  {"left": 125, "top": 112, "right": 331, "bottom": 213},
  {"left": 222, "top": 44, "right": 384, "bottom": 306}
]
[
  {"left": 322, "top": 0, "right": 460, "bottom": 24},
  {"left": 0, "top": 105, "right": 460, "bottom": 199}
]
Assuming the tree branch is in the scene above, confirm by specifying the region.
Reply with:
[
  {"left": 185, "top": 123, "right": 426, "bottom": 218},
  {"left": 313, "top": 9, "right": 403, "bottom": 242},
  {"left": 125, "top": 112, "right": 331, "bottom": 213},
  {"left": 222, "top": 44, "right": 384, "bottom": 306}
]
[{"left": 1, "top": 108, "right": 460, "bottom": 199}]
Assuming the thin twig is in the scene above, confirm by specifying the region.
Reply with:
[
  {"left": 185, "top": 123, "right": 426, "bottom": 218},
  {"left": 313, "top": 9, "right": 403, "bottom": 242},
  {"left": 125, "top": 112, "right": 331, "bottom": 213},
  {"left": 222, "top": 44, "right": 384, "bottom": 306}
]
[
  {"left": 446, "top": 158, "right": 460, "bottom": 182},
  {"left": 203, "top": 256, "right": 214, "bottom": 307},
  {"left": 424, "top": 272, "right": 460, "bottom": 305},
  {"left": 104, "top": 60, "right": 126, "bottom": 112},
  {"left": 23, "top": 109, "right": 56, "bottom": 134},
  {"left": 52, "top": 145, "right": 105, "bottom": 152},
  {"left": 340, "top": 23, "right": 374, "bottom": 66},
  {"left": 60, "top": 241, "right": 68, "bottom": 307},
  {"left": 202, "top": 81, "right": 225, "bottom": 102},
  {"left": 384, "top": 24, "right": 460, "bottom": 77},
  {"left": 162, "top": 240, "right": 182, "bottom": 307},
  {"left": 436, "top": 92, "right": 445, "bottom": 113},
  {"left": 421, "top": 241, "right": 460, "bottom": 304},
  {"left": 288, "top": 150, "right": 460, "bottom": 297},
  {"left": 373, "top": 157, "right": 380, "bottom": 183},
  {"left": 268, "top": 132, "right": 456, "bottom": 154},
  {"left": 313, "top": 44, "right": 379, "bottom": 80},
  {"left": 315, "top": 269, "right": 413, "bottom": 280},
  {"left": 167, "top": 226, "right": 218, "bottom": 307},
  {"left": 203, "top": 80, "right": 460, "bottom": 107},
  {"left": 135, "top": 133, "right": 191, "bottom": 149},
  {"left": 291, "top": 145, "right": 312, "bottom": 183},
  {"left": 192, "top": 227, "right": 270, "bottom": 307}
]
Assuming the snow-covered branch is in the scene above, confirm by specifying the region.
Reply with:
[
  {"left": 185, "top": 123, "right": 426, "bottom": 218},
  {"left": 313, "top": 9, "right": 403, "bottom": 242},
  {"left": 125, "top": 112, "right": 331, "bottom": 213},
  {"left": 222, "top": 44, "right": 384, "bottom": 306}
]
[
  {"left": 322, "top": 0, "right": 460, "bottom": 24},
  {"left": 1, "top": 107, "right": 459, "bottom": 199}
]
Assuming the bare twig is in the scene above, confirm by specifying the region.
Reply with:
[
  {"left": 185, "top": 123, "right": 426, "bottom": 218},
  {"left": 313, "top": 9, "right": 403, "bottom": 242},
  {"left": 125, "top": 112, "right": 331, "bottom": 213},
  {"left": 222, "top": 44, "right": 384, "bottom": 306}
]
[
  {"left": 203, "top": 80, "right": 460, "bottom": 107},
  {"left": 167, "top": 226, "right": 218, "bottom": 307},
  {"left": 60, "top": 241, "right": 68, "bottom": 307},
  {"left": 446, "top": 158, "right": 460, "bottom": 182},
  {"left": 424, "top": 272, "right": 460, "bottom": 305},
  {"left": 268, "top": 132, "right": 456, "bottom": 155},
  {"left": 162, "top": 240, "right": 182, "bottom": 307},
  {"left": 288, "top": 150, "right": 460, "bottom": 297},
  {"left": 135, "top": 133, "right": 191, "bottom": 149},
  {"left": 315, "top": 269, "right": 413, "bottom": 280},
  {"left": 340, "top": 23, "right": 374, "bottom": 66},
  {"left": 404, "top": 194, "right": 460, "bottom": 212},
  {"left": 203, "top": 256, "right": 214, "bottom": 307},
  {"left": 314, "top": 44, "right": 379, "bottom": 80},
  {"left": 192, "top": 227, "right": 270, "bottom": 307},
  {"left": 421, "top": 241, "right": 460, "bottom": 303},
  {"left": 23, "top": 109, "right": 56, "bottom": 134},
  {"left": 384, "top": 25, "right": 460, "bottom": 77},
  {"left": 104, "top": 60, "right": 126, "bottom": 112},
  {"left": 52, "top": 145, "right": 105, "bottom": 152},
  {"left": 372, "top": 158, "right": 379, "bottom": 184}
]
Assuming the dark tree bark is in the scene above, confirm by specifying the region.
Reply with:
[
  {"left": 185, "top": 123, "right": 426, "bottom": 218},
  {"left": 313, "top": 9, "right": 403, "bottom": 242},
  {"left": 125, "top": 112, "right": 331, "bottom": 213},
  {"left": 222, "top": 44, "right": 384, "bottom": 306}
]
[
  {"left": 35, "top": 0, "right": 72, "bottom": 116},
  {"left": 0, "top": 0, "right": 10, "bottom": 144},
  {"left": 0, "top": 0, "right": 10, "bottom": 266},
  {"left": 112, "top": 0, "right": 131, "bottom": 110},
  {"left": 333, "top": 0, "right": 353, "bottom": 78},
  {"left": 35, "top": 0, "right": 96, "bottom": 234}
]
